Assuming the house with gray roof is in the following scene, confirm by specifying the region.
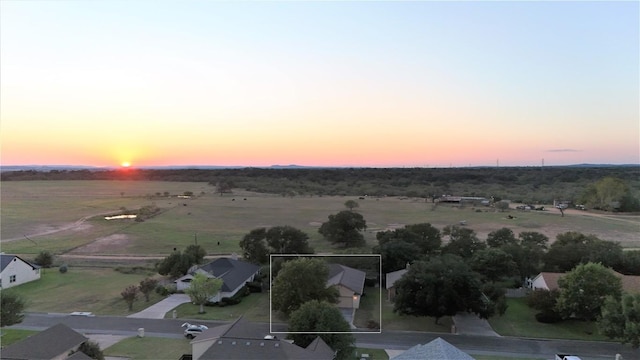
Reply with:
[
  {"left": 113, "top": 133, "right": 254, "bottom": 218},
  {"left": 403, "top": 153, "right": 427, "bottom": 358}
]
[
  {"left": 175, "top": 256, "right": 260, "bottom": 302},
  {"left": 0, "top": 254, "right": 41, "bottom": 289},
  {"left": 391, "top": 337, "right": 475, "bottom": 360},
  {"left": 1, "top": 323, "right": 89, "bottom": 360},
  {"left": 385, "top": 265, "right": 409, "bottom": 301},
  {"left": 189, "top": 316, "right": 334, "bottom": 360},
  {"left": 327, "top": 263, "right": 366, "bottom": 309}
]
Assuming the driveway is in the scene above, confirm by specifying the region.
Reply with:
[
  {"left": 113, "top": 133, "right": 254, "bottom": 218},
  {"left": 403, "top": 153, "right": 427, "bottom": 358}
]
[
  {"left": 452, "top": 312, "right": 500, "bottom": 336},
  {"left": 127, "top": 294, "right": 191, "bottom": 319}
]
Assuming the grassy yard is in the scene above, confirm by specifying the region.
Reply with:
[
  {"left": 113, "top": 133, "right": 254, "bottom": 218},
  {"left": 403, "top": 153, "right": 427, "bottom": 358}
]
[
  {"left": 0, "top": 329, "right": 38, "bottom": 347},
  {"left": 381, "top": 296, "right": 453, "bottom": 332},
  {"left": 489, "top": 298, "right": 608, "bottom": 341},
  {"left": 354, "top": 286, "right": 382, "bottom": 329},
  {"left": 104, "top": 336, "right": 191, "bottom": 360},
  {"left": 7, "top": 267, "right": 168, "bottom": 316},
  {"left": 355, "top": 347, "right": 389, "bottom": 360}
]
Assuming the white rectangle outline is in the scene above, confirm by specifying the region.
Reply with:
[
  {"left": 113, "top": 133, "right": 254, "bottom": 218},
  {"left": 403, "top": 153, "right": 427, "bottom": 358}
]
[{"left": 269, "top": 253, "right": 382, "bottom": 334}]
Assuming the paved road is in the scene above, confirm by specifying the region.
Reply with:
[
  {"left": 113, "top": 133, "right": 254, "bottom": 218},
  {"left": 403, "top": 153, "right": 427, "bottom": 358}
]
[{"left": 9, "top": 313, "right": 639, "bottom": 359}]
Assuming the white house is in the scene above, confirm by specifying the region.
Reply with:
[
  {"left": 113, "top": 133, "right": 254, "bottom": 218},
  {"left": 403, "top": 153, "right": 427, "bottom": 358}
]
[
  {"left": 176, "top": 257, "right": 260, "bottom": 303},
  {"left": 0, "top": 254, "right": 41, "bottom": 289}
]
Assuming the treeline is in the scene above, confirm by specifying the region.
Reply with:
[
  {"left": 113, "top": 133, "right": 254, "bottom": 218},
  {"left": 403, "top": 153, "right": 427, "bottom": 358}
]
[{"left": 2, "top": 166, "right": 639, "bottom": 205}]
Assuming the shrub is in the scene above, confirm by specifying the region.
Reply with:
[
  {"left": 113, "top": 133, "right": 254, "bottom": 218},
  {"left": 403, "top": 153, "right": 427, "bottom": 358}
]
[
  {"left": 367, "top": 320, "right": 380, "bottom": 329},
  {"left": 77, "top": 340, "right": 105, "bottom": 360},
  {"left": 247, "top": 281, "right": 262, "bottom": 293},
  {"left": 59, "top": 264, "right": 68, "bottom": 273},
  {"left": 34, "top": 251, "right": 54, "bottom": 268},
  {"left": 155, "top": 285, "right": 169, "bottom": 296},
  {"left": 526, "top": 288, "right": 559, "bottom": 313},
  {"left": 535, "top": 311, "right": 562, "bottom": 323},
  {"left": 364, "top": 277, "right": 377, "bottom": 287}
]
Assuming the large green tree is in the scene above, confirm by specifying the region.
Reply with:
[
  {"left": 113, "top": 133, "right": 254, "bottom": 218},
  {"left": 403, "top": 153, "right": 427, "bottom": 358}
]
[
  {"left": 393, "top": 254, "right": 490, "bottom": 324},
  {"left": 156, "top": 251, "right": 196, "bottom": 278},
  {"left": 599, "top": 293, "right": 640, "bottom": 349},
  {"left": 287, "top": 300, "right": 355, "bottom": 360},
  {"left": 544, "top": 232, "right": 623, "bottom": 272},
  {"left": 240, "top": 226, "right": 313, "bottom": 264},
  {"left": 556, "top": 262, "right": 622, "bottom": 321},
  {"left": 271, "top": 257, "right": 338, "bottom": 316},
  {"left": 1, "top": 291, "right": 25, "bottom": 326},
  {"left": 318, "top": 211, "right": 367, "bottom": 248},
  {"left": 471, "top": 248, "right": 517, "bottom": 283},
  {"left": 185, "top": 273, "right": 223, "bottom": 314},
  {"left": 486, "top": 228, "right": 517, "bottom": 248},
  {"left": 184, "top": 244, "right": 207, "bottom": 265},
  {"left": 580, "top": 176, "right": 639, "bottom": 212},
  {"left": 442, "top": 225, "right": 486, "bottom": 259},
  {"left": 240, "top": 228, "right": 270, "bottom": 264}
]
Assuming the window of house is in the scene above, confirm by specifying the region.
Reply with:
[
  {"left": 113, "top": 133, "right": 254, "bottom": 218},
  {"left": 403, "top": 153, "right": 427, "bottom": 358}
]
[{"left": 9, "top": 275, "right": 16, "bottom": 283}]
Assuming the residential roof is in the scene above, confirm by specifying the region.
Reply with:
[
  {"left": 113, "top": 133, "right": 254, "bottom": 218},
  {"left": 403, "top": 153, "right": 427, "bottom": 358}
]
[
  {"left": 385, "top": 268, "right": 408, "bottom": 289},
  {"left": 1, "top": 254, "right": 40, "bottom": 272},
  {"left": 391, "top": 337, "right": 475, "bottom": 360},
  {"left": 327, "top": 263, "right": 366, "bottom": 295},
  {"left": 66, "top": 351, "right": 94, "bottom": 360},
  {"left": 195, "top": 257, "right": 260, "bottom": 292},
  {"left": 534, "top": 270, "right": 640, "bottom": 294},
  {"left": 193, "top": 317, "right": 333, "bottom": 360},
  {"left": 1, "top": 323, "right": 88, "bottom": 360}
]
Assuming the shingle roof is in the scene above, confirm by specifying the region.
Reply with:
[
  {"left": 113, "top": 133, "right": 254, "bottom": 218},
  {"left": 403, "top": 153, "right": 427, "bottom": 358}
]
[
  {"left": 305, "top": 336, "right": 335, "bottom": 357},
  {"left": 385, "top": 268, "right": 408, "bottom": 289},
  {"left": 194, "top": 317, "right": 333, "bottom": 360},
  {"left": 1, "top": 254, "right": 40, "bottom": 272},
  {"left": 535, "top": 270, "right": 640, "bottom": 294},
  {"left": 391, "top": 337, "right": 475, "bottom": 360},
  {"left": 0, "top": 323, "right": 87, "bottom": 360},
  {"left": 197, "top": 257, "right": 260, "bottom": 292},
  {"left": 327, "top": 263, "right": 366, "bottom": 295}
]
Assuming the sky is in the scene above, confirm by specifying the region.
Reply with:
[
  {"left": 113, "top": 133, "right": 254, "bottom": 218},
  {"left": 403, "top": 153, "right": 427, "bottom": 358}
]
[{"left": 1, "top": 1, "right": 638, "bottom": 168}]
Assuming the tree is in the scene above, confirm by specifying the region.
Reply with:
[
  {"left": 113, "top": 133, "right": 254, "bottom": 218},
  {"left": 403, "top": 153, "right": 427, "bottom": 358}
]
[
  {"left": 621, "top": 250, "right": 640, "bottom": 275},
  {"left": 272, "top": 257, "right": 339, "bottom": 316},
  {"left": 486, "top": 228, "right": 517, "bottom": 248},
  {"left": 393, "top": 254, "right": 489, "bottom": 324},
  {"left": 580, "top": 177, "right": 635, "bottom": 211},
  {"left": 76, "top": 340, "right": 105, "bottom": 360},
  {"left": 240, "top": 228, "right": 270, "bottom": 264},
  {"left": 404, "top": 223, "right": 442, "bottom": 254},
  {"left": 139, "top": 277, "right": 159, "bottom": 302},
  {"left": 599, "top": 293, "right": 640, "bottom": 349},
  {"left": 266, "top": 226, "right": 313, "bottom": 254},
  {"left": 495, "top": 201, "right": 510, "bottom": 212},
  {"left": 157, "top": 251, "right": 195, "bottom": 278},
  {"left": 287, "top": 300, "right": 355, "bottom": 360},
  {"left": 121, "top": 285, "right": 139, "bottom": 311},
  {"left": 1, "top": 291, "right": 25, "bottom": 326},
  {"left": 185, "top": 273, "right": 223, "bottom": 314},
  {"left": 344, "top": 200, "right": 359, "bottom": 211},
  {"left": 375, "top": 239, "right": 421, "bottom": 274},
  {"left": 442, "top": 225, "right": 486, "bottom": 259},
  {"left": 184, "top": 244, "right": 207, "bottom": 265},
  {"left": 214, "top": 180, "right": 233, "bottom": 195},
  {"left": 514, "top": 231, "right": 549, "bottom": 279},
  {"left": 34, "top": 251, "right": 54, "bottom": 268},
  {"left": 556, "top": 262, "right": 622, "bottom": 321},
  {"left": 544, "top": 232, "right": 622, "bottom": 272},
  {"left": 318, "top": 211, "right": 367, "bottom": 248},
  {"left": 471, "top": 248, "right": 517, "bottom": 283}
]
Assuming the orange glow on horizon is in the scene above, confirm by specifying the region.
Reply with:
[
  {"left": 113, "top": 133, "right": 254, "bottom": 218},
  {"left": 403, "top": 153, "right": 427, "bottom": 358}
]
[{"left": 121, "top": 161, "right": 131, "bottom": 168}]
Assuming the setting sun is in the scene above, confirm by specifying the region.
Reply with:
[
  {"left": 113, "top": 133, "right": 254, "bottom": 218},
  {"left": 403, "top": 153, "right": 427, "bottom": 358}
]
[{"left": 121, "top": 162, "right": 131, "bottom": 168}]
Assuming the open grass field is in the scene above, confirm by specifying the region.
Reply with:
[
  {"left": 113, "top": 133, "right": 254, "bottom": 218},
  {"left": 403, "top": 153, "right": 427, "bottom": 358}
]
[
  {"left": 6, "top": 267, "right": 166, "bottom": 316},
  {"left": 488, "top": 298, "right": 608, "bottom": 342},
  {"left": 2, "top": 181, "right": 639, "bottom": 259},
  {"left": 104, "top": 336, "right": 191, "bottom": 360},
  {"left": 0, "top": 329, "right": 38, "bottom": 347}
]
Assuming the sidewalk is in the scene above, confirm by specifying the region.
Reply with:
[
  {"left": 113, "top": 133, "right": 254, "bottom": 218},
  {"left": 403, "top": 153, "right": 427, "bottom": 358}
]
[
  {"left": 452, "top": 312, "right": 500, "bottom": 337},
  {"left": 127, "top": 294, "right": 191, "bottom": 319}
]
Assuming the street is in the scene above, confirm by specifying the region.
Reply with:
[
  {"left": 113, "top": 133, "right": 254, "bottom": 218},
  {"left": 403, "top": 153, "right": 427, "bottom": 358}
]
[{"left": 8, "top": 313, "right": 639, "bottom": 359}]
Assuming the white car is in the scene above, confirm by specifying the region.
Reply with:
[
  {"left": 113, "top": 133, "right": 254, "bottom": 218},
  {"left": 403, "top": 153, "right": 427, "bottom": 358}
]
[{"left": 182, "top": 322, "right": 208, "bottom": 339}]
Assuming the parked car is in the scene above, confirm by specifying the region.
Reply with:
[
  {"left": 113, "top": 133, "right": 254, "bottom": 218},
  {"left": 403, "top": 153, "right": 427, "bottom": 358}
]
[{"left": 182, "top": 322, "right": 208, "bottom": 339}]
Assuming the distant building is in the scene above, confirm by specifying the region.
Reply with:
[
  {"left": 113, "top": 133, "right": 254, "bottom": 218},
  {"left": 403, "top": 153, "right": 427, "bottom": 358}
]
[
  {"left": 531, "top": 270, "right": 640, "bottom": 294},
  {"left": 0, "top": 254, "right": 41, "bottom": 289}
]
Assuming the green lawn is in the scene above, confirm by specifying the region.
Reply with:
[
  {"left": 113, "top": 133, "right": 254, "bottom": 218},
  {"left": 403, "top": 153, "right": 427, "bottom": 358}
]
[
  {"left": 355, "top": 347, "right": 389, "bottom": 360},
  {"left": 104, "top": 336, "right": 191, "bottom": 360},
  {"left": 489, "top": 298, "right": 608, "bottom": 341},
  {"left": 354, "top": 286, "right": 382, "bottom": 329},
  {"left": 0, "top": 329, "right": 38, "bottom": 347},
  {"left": 7, "top": 267, "right": 167, "bottom": 316},
  {"left": 381, "top": 296, "right": 453, "bottom": 332},
  {"left": 169, "top": 292, "right": 285, "bottom": 323}
]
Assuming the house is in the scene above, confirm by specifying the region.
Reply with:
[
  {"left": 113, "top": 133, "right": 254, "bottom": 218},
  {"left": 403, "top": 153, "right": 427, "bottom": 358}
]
[
  {"left": 385, "top": 267, "right": 408, "bottom": 301},
  {"left": 188, "top": 316, "right": 334, "bottom": 360},
  {"left": 326, "top": 263, "right": 366, "bottom": 309},
  {"left": 1, "top": 323, "right": 89, "bottom": 360},
  {"left": 175, "top": 257, "right": 260, "bottom": 302},
  {"left": 391, "top": 337, "right": 475, "bottom": 360},
  {"left": 1, "top": 254, "right": 41, "bottom": 289},
  {"left": 531, "top": 270, "right": 640, "bottom": 294}
]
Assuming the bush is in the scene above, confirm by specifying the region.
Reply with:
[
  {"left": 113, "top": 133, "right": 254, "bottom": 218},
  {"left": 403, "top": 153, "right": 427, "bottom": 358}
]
[
  {"left": 526, "top": 288, "right": 559, "bottom": 313},
  {"left": 246, "top": 281, "right": 262, "bottom": 293},
  {"left": 367, "top": 320, "right": 380, "bottom": 329},
  {"left": 77, "top": 340, "right": 105, "bottom": 360},
  {"left": 364, "top": 277, "right": 377, "bottom": 287},
  {"left": 59, "top": 264, "right": 68, "bottom": 273},
  {"left": 220, "top": 296, "right": 241, "bottom": 306},
  {"left": 155, "top": 285, "right": 170, "bottom": 296},
  {"left": 535, "top": 311, "right": 562, "bottom": 323},
  {"left": 34, "top": 251, "right": 54, "bottom": 268}
]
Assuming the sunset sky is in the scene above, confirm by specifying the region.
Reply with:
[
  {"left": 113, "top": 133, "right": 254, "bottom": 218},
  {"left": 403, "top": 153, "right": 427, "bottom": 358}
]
[{"left": 1, "top": 1, "right": 638, "bottom": 168}]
